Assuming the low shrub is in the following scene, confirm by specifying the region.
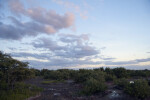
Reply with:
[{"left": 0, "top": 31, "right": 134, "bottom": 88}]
[
  {"left": 115, "top": 78, "right": 128, "bottom": 89},
  {"left": 105, "top": 74, "right": 117, "bottom": 82},
  {"left": 125, "top": 79, "right": 150, "bottom": 100},
  {"left": 82, "top": 77, "right": 107, "bottom": 95},
  {"left": 74, "top": 69, "right": 91, "bottom": 83}
]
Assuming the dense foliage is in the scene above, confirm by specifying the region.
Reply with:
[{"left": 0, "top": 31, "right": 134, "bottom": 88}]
[
  {"left": 0, "top": 52, "right": 36, "bottom": 90},
  {"left": 0, "top": 51, "right": 42, "bottom": 100},
  {"left": 115, "top": 78, "right": 128, "bottom": 89},
  {"left": 40, "top": 67, "right": 150, "bottom": 98},
  {"left": 82, "top": 77, "right": 107, "bottom": 95},
  {"left": 125, "top": 80, "right": 150, "bottom": 100}
]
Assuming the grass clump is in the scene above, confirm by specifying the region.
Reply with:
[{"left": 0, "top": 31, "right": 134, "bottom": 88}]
[{"left": 41, "top": 80, "right": 65, "bottom": 84}]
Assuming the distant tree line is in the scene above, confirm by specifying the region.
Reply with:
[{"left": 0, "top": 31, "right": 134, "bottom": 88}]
[{"left": 39, "top": 67, "right": 150, "bottom": 99}]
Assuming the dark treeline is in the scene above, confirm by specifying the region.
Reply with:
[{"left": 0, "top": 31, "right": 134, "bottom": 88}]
[
  {"left": 40, "top": 67, "right": 150, "bottom": 83},
  {"left": 39, "top": 67, "right": 150, "bottom": 99},
  {"left": 0, "top": 51, "right": 150, "bottom": 100}
]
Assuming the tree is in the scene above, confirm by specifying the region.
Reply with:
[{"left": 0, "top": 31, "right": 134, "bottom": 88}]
[{"left": 0, "top": 51, "right": 33, "bottom": 90}]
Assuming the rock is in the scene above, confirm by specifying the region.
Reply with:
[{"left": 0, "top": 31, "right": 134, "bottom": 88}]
[
  {"left": 48, "top": 88, "right": 56, "bottom": 91},
  {"left": 108, "top": 90, "right": 121, "bottom": 99},
  {"left": 53, "top": 93, "right": 61, "bottom": 96},
  {"left": 26, "top": 93, "right": 41, "bottom": 100},
  {"left": 66, "top": 80, "right": 74, "bottom": 84}
]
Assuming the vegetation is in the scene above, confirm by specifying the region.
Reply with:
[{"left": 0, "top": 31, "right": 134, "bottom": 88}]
[
  {"left": 41, "top": 80, "right": 65, "bottom": 84},
  {"left": 105, "top": 74, "right": 117, "bottom": 82},
  {"left": 125, "top": 80, "right": 150, "bottom": 100},
  {"left": 82, "top": 77, "right": 107, "bottom": 95},
  {"left": 0, "top": 82, "right": 42, "bottom": 100},
  {"left": 41, "top": 69, "right": 76, "bottom": 80},
  {"left": 0, "top": 51, "right": 42, "bottom": 100},
  {"left": 112, "top": 67, "right": 128, "bottom": 78},
  {"left": 1, "top": 51, "right": 150, "bottom": 99},
  {"left": 40, "top": 66, "right": 150, "bottom": 98},
  {"left": 115, "top": 78, "right": 128, "bottom": 90}
]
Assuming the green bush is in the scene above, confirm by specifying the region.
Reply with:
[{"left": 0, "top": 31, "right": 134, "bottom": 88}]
[
  {"left": 0, "top": 81, "right": 8, "bottom": 90},
  {"left": 105, "top": 74, "right": 117, "bottom": 82},
  {"left": 129, "top": 70, "right": 150, "bottom": 78},
  {"left": 43, "top": 70, "right": 59, "bottom": 79},
  {"left": 90, "top": 70, "right": 106, "bottom": 81},
  {"left": 125, "top": 80, "right": 150, "bottom": 100},
  {"left": 113, "top": 67, "right": 128, "bottom": 78},
  {"left": 42, "top": 69, "right": 77, "bottom": 80},
  {"left": 74, "top": 69, "right": 92, "bottom": 83},
  {"left": 82, "top": 77, "right": 107, "bottom": 95},
  {"left": 74, "top": 69, "right": 106, "bottom": 83},
  {"left": 115, "top": 78, "right": 128, "bottom": 89},
  {"left": 0, "top": 71, "right": 3, "bottom": 80},
  {"left": 105, "top": 67, "right": 113, "bottom": 75}
]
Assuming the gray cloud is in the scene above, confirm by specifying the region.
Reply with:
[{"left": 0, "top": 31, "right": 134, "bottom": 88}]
[
  {"left": 9, "top": 0, "right": 74, "bottom": 30},
  {"left": 0, "top": 17, "right": 57, "bottom": 40},
  {"left": 135, "top": 58, "right": 150, "bottom": 63},
  {"left": 0, "top": 21, "right": 24, "bottom": 40},
  {"left": 10, "top": 34, "right": 101, "bottom": 69},
  {"left": 104, "top": 57, "right": 150, "bottom": 65},
  {"left": 10, "top": 50, "right": 101, "bottom": 69},
  {"left": 0, "top": 0, "right": 75, "bottom": 40},
  {"left": 11, "top": 52, "right": 52, "bottom": 60},
  {"left": 101, "top": 57, "right": 116, "bottom": 61},
  {"left": 105, "top": 60, "right": 137, "bottom": 65},
  {"left": 11, "top": 51, "right": 150, "bottom": 69},
  {"left": 27, "top": 8, "right": 74, "bottom": 30},
  {"left": 59, "top": 34, "right": 89, "bottom": 43},
  {"left": 10, "top": 36, "right": 150, "bottom": 69},
  {"left": 32, "top": 37, "right": 67, "bottom": 51},
  {"left": 55, "top": 34, "right": 98, "bottom": 58},
  {"left": 32, "top": 34, "right": 99, "bottom": 58},
  {"left": 23, "top": 58, "right": 101, "bottom": 69}
]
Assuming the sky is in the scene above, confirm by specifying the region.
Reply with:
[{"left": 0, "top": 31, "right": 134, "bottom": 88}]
[{"left": 0, "top": 0, "right": 150, "bottom": 70}]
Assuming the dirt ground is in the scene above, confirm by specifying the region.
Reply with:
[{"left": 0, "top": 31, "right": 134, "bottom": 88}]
[{"left": 24, "top": 77, "right": 146, "bottom": 100}]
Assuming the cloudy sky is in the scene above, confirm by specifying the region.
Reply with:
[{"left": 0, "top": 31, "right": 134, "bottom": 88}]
[{"left": 0, "top": 0, "right": 150, "bottom": 70}]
